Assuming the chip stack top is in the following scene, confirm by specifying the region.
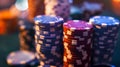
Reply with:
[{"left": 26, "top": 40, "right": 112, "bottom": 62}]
[
  {"left": 63, "top": 20, "right": 93, "bottom": 67},
  {"left": 89, "top": 16, "right": 119, "bottom": 25},
  {"left": 63, "top": 20, "right": 93, "bottom": 31},
  {"left": 89, "top": 16, "right": 120, "bottom": 65},
  {"left": 34, "top": 15, "right": 63, "bottom": 25},
  {"left": 34, "top": 15, "right": 64, "bottom": 32}
]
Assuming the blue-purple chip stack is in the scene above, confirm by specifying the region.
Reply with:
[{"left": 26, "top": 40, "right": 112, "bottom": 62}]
[
  {"left": 89, "top": 16, "right": 120, "bottom": 65},
  {"left": 34, "top": 15, "right": 64, "bottom": 67},
  {"left": 44, "top": 0, "right": 70, "bottom": 21}
]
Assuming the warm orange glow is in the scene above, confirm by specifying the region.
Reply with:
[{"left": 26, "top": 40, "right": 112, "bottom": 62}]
[
  {"left": 0, "top": 5, "right": 20, "bottom": 20},
  {"left": 0, "top": 6, "right": 19, "bottom": 35},
  {"left": 0, "top": 20, "right": 7, "bottom": 34},
  {"left": 112, "top": 0, "right": 120, "bottom": 2},
  {"left": 0, "top": 10, "right": 14, "bottom": 20},
  {"left": 112, "top": 0, "right": 120, "bottom": 15}
]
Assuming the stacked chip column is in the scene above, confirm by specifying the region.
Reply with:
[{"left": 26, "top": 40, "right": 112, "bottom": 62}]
[
  {"left": 63, "top": 20, "right": 93, "bottom": 67},
  {"left": 34, "top": 15, "right": 64, "bottom": 67},
  {"left": 18, "top": 19, "right": 35, "bottom": 51},
  {"left": 89, "top": 16, "right": 120, "bottom": 66},
  {"left": 44, "top": 0, "right": 70, "bottom": 21}
]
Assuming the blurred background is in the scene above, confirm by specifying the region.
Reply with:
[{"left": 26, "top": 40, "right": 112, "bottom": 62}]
[{"left": 0, "top": 0, "right": 120, "bottom": 67}]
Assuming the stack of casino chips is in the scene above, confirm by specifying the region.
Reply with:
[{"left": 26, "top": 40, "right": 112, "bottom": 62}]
[
  {"left": 6, "top": 19, "right": 38, "bottom": 67},
  {"left": 18, "top": 19, "right": 35, "bottom": 51},
  {"left": 7, "top": 50, "right": 38, "bottom": 67},
  {"left": 34, "top": 15, "right": 64, "bottom": 67},
  {"left": 89, "top": 16, "right": 120, "bottom": 65},
  {"left": 44, "top": 0, "right": 70, "bottom": 21},
  {"left": 63, "top": 20, "right": 93, "bottom": 67}
]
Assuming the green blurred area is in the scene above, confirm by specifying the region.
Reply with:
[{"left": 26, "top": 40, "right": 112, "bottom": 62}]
[{"left": 0, "top": 33, "right": 19, "bottom": 67}]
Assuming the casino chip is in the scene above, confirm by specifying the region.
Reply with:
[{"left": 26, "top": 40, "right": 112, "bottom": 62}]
[
  {"left": 6, "top": 50, "right": 39, "bottom": 67},
  {"left": 44, "top": 0, "right": 70, "bottom": 21},
  {"left": 89, "top": 16, "right": 120, "bottom": 65},
  {"left": 34, "top": 15, "right": 64, "bottom": 66},
  {"left": 18, "top": 19, "right": 35, "bottom": 51},
  {"left": 63, "top": 20, "right": 93, "bottom": 67}
]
